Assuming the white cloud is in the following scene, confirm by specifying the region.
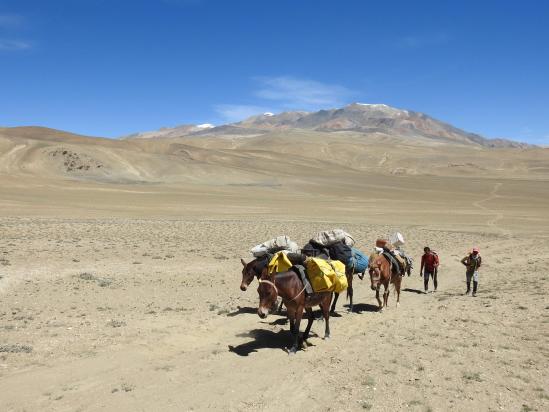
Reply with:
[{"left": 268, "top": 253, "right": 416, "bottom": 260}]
[
  {"left": 254, "top": 76, "right": 352, "bottom": 108},
  {"left": 213, "top": 76, "right": 355, "bottom": 123},
  {"left": 0, "top": 39, "right": 31, "bottom": 51},
  {"left": 0, "top": 13, "right": 24, "bottom": 29},
  {"left": 214, "top": 104, "right": 274, "bottom": 123}
]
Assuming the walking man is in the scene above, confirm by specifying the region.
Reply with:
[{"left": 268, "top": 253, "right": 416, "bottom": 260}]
[
  {"left": 420, "top": 246, "right": 439, "bottom": 293},
  {"left": 461, "top": 247, "right": 482, "bottom": 296}
]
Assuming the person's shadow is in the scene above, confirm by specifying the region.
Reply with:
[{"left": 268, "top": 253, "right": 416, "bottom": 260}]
[
  {"left": 228, "top": 329, "right": 293, "bottom": 356},
  {"left": 403, "top": 288, "right": 424, "bottom": 294}
]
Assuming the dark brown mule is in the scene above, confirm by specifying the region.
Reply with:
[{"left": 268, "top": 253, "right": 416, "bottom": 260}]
[
  {"left": 240, "top": 257, "right": 267, "bottom": 291},
  {"left": 241, "top": 257, "right": 286, "bottom": 313},
  {"left": 257, "top": 269, "right": 332, "bottom": 354},
  {"left": 368, "top": 254, "right": 402, "bottom": 310}
]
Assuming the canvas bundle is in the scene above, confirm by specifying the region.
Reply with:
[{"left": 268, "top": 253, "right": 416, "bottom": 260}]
[
  {"left": 251, "top": 235, "right": 299, "bottom": 257},
  {"left": 310, "top": 229, "right": 355, "bottom": 247}
]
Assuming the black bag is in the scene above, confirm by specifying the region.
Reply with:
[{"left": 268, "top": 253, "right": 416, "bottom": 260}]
[
  {"left": 328, "top": 241, "right": 352, "bottom": 266},
  {"left": 302, "top": 242, "right": 330, "bottom": 259}
]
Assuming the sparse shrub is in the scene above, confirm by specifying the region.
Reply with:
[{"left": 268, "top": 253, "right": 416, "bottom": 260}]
[{"left": 462, "top": 371, "right": 482, "bottom": 382}]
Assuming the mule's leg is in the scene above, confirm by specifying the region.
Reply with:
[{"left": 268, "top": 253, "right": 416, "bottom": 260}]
[
  {"left": 303, "top": 307, "right": 314, "bottom": 341},
  {"left": 375, "top": 287, "right": 382, "bottom": 311},
  {"left": 395, "top": 277, "right": 401, "bottom": 307},
  {"left": 348, "top": 284, "right": 354, "bottom": 313},
  {"left": 330, "top": 292, "right": 339, "bottom": 314},
  {"left": 287, "top": 307, "right": 296, "bottom": 335},
  {"left": 289, "top": 306, "right": 303, "bottom": 354},
  {"left": 320, "top": 298, "right": 331, "bottom": 339},
  {"left": 383, "top": 284, "right": 389, "bottom": 308},
  {"left": 346, "top": 273, "right": 354, "bottom": 312}
]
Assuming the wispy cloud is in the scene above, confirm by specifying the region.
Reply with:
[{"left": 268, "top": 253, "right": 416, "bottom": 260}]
[
  {"left": 254, "top": 76, "right": 353, "bottom": 108},
  {"left": 396, "top": 33, "right": 449, "bottom": 49},
  {"left": 0, "top": 39, "right": 31, "bottom": 51},
  {"left": 0, "top": 13, "right": 31, "bottom": 51},
  {"left": 213, "top": 76, "right": 355, "bottom": 123},
  {"left": 0, "top": 13, "right": 24, "bottom": 29},
  {"left": 214, "top": 104, "right": 274, "bottom": 123}
]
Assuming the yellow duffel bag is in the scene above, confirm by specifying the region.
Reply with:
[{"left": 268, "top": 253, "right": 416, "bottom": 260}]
[
  {"left": 331, "top": 260, "right": 348, "bottom": 293},
  {"left": 268, "top": 251, "right": 293, "bottom": 274},
  {"left": 306, "top": 258, "right": 348, "bottom": 293}
]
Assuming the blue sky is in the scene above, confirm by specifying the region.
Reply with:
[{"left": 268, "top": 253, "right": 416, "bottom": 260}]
[{"left": 0, "top": 0, "right": 548, "bottom": 143}]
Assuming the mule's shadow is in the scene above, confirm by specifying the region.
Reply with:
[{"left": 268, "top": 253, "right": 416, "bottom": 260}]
[
  {"left": 269, "top": 317, "right": 289, "bottom": 326},
  {"left": 348, "top": 303, "right": 379, "bottom": 313},
  {"left": 229, "top": 328, "right": 292, "bottom": 356},
  {"left": 225, "top": 306, "right": 257, "bottom": 317},
  {"left": 403, "top": 288, "right": 424, "bottom": 294}
]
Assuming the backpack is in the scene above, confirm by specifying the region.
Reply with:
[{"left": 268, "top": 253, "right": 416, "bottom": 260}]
[
  {"left": 302, "top": 242, "right": 330, "bottom": 259},
  {"left": 350, "top": 248, "right": 369, "bottom": 274},
  {"left": 328, "top": 241, "right": 353, "bottom": 267}
]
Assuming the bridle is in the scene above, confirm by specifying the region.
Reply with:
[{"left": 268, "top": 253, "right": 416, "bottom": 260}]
[
  {"left": 259, "top": 276, "right": 306, "bottom": 302},
  {"left": 369, "top": 256, "right": 393, "bottom": 293},
  {"left": 369, "top": 264, "right": 381, "bottom": 281},
  {"left": 258, "top": 279, "right": 278, "bottom": 295}
]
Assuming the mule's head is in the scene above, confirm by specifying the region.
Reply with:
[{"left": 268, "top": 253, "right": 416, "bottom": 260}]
[
  {"left": 369, "top": 259, "right": 382, "bottom": 291},
  {"left": 257, "top": 273, "right": 278, "bottom": 319},
  {"left": 240, "top": 258, "right": 255, "bottom": 291}
]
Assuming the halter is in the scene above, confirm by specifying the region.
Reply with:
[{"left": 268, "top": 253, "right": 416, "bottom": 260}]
[
  {"left": 258, "top": 279, "right": 278, "bottom": 295},
  {"left": 259, "top": 277, "right": 306, "bottom": 302}
]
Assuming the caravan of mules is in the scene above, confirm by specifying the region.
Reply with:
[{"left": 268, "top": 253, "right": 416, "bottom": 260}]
[{"left": 239, "top": 230, "right": 414, "bottom": 354}]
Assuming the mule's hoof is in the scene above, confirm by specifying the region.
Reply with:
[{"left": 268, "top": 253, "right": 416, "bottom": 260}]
[
  {"left": 323, "top": 335, "right": 330, "bottom": 340},
  {"left": 288, "top": 347, "right": 298, "bottom": 355}
]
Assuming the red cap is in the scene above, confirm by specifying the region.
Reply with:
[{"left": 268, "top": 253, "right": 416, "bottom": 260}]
[{"left": 472, "top": 247, "right": 479, "bottom": 253}]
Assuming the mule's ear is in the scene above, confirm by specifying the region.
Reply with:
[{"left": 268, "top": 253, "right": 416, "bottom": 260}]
[{"left": 240, "top": 258, "right": 247, "bottom": 267}]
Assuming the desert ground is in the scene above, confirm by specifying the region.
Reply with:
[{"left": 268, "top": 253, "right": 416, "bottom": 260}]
[{"left": 1, "top": 126, "right": 548, "bottom": 411}]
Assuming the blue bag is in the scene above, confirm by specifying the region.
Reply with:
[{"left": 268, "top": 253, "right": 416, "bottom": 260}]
[{"left": 351, "top": 248, "right": 369, "bottom": 274}]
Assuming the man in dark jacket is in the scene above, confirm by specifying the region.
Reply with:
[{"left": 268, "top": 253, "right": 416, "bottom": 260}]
[
  {"left": 420, "top": 247, "right": 439, "bottom": 293},
  {"left": 461, "top": 247, "right": 482, "bottom": 296}
]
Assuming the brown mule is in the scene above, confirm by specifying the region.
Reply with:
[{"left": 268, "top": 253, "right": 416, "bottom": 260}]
[
  {"left": 368, "top": 254, "right": 402, "bottom": 310},
  {"left": 257, "top": 269, "right": 332, "bottom": 354},
  {"left": 240, "top": 257, "right": 267, "bottom": 291},
  {"left": 241, "top": 257, "right": 286, "bottom": 314}
]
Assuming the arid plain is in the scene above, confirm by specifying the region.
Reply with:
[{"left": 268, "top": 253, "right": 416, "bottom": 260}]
[{"left": 1, "top": 123, "right": 548, "bottom": 411}]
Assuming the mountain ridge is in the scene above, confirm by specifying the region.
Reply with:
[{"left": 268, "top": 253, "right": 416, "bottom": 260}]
[{"left": 122, "top": 103, "right": 529, "bottom": 148}]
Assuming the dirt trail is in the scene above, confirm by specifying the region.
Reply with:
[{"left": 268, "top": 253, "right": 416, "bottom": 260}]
[
  {"left": 472, "top": 182, "right": 513, "bottom": 238},
  {"left": 0, "top": 144, "right": 26, "bottom": 173}
]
